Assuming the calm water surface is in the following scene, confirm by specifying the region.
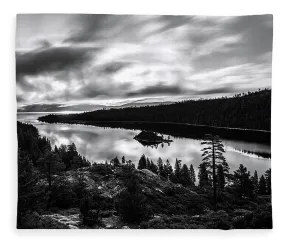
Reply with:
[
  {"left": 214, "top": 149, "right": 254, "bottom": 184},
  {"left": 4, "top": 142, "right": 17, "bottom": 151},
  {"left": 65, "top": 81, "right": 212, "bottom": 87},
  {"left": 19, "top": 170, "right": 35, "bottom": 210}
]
[{"left": 17, "top": 112, "right": 271, "bottom": 176}]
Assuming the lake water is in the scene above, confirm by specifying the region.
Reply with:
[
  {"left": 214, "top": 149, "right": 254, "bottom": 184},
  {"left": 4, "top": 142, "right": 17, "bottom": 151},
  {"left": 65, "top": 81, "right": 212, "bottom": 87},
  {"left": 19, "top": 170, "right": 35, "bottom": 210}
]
[{"left": 17, "top": 112, "right": 271, "bottom": 176}]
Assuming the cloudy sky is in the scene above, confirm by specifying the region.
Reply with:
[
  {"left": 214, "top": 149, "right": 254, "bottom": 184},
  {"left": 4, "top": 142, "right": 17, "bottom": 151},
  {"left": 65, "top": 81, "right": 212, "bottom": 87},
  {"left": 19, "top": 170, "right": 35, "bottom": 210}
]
[{"left": 16, "top": 14, "right": 272, "bottom": 111}]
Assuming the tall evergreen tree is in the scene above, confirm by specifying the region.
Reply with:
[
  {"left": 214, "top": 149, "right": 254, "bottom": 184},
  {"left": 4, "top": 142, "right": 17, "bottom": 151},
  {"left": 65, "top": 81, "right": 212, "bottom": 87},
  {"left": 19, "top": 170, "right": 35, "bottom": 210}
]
[
  {"left": 216, "top": 164, "right": 225, "bottom": 190},
  {"left": 259, "top": 175, "right": 267, "bottom": 195},
  {"left": 157, "top": 157, "right": 165, "bottom": 177},
  {"left": 198, "top": 163, "right": 209, "bottom": 187},
  {"left": 164, "top": 159, "right": 173, "bottom": 180},
  {"left": 265, "top": 168, "right": 271, "bottom": 195},
  {"left": 189, "top": 164, "right": 196, "bottom": 186},
  {"left": 138, "top": 154, "right": 147, "bottom": 169},
  {"left": 251, "top": 170, "right": 259, "bottom": 195},
  {"left": 180, "top": 164, "right": 191, "bottom": 186},
  {"left": 233, "top": 164, "right": 254, "bottom": 198},
  {"left": 201, "top": 134, "right": 227, "bottom": 209},
  {"left": 149, "top": 160, "right": 158, "bottom": 174},
  {"left": 122, "top": 156, "right": 126, "bottom": 164},
  {"left": 18, "top": 149, "right": 46, "bottom": 226},
  {"left": 37, "top": 150, "right": 65, "bottom": 189},
  {"left": 146, "top": 158, "right": 151, "bottom": 170},
  {"left": 174, "top": 158, "right": 182, "bottom": 179}
]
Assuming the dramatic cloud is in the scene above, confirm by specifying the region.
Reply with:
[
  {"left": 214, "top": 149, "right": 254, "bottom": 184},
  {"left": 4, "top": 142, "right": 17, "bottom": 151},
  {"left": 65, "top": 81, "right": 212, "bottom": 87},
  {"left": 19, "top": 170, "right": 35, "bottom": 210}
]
[
  {"left": 16, "top": 14, "right": 272, "bottom": 110},
  {"left": 126, "top": 83, "right": 183, "bottom": 97},
  {"left": 16, "top": 46, "right": 98, "bottom": 78}
]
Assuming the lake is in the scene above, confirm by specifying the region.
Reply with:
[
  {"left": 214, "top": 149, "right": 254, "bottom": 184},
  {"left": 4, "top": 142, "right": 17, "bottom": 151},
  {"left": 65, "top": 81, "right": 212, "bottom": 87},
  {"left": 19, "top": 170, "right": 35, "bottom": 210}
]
[{"left": 17, "top": 112, "right": 271, "bottom": 177}]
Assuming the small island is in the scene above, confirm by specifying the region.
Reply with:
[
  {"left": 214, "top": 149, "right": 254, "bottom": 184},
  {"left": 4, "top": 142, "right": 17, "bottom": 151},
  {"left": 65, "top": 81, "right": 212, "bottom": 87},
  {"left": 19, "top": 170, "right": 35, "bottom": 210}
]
[{"left": 134, "top": 131, "right": 173, "bottom": 146}]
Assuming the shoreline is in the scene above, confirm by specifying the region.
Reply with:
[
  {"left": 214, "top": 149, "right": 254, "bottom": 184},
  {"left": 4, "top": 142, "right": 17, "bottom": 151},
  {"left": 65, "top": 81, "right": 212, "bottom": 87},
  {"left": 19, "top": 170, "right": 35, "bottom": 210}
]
[{"left": 37, "top": 119, "right": 271, "bottom": 145}]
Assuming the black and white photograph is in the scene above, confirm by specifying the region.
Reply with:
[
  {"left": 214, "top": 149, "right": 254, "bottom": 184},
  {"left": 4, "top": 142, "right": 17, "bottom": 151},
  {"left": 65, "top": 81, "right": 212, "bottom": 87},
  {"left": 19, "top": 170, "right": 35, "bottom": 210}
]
[{"left": 16, "top": 14, "right": 272, "bottom": 229}]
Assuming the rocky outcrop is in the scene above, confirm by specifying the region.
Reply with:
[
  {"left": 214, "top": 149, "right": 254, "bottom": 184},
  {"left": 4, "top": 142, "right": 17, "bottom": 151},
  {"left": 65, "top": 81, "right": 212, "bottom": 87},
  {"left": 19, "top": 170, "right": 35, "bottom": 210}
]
[{"left": 20, "top": 211, "right": 70, "bottom": 229}]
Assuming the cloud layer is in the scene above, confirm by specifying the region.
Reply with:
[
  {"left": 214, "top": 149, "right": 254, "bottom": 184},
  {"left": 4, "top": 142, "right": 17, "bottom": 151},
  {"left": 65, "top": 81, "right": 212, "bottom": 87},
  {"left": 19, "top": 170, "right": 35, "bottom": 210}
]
[{"left": 16, "top": 14, "right": 273, "bottom": 109}]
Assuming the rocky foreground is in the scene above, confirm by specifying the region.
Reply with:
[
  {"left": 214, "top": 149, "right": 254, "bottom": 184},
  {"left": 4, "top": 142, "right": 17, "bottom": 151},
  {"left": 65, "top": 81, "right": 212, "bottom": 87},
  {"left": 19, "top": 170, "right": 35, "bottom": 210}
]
[{"left": 20, "top": 167, "right": 272, "bottom": 229}]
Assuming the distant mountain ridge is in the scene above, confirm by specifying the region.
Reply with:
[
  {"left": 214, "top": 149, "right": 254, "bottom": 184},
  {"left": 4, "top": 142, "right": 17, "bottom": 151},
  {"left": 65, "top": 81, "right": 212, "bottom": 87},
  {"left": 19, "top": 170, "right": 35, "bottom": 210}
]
[{"left": 18, "top": 101, "right": 174, "bottom": 113}]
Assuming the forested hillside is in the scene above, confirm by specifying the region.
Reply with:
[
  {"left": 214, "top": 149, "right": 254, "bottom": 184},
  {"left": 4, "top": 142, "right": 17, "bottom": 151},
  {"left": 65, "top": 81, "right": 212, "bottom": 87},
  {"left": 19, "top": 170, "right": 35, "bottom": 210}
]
[
  {"left": 17, "top": 121, "right": 272, "bottom": 229},
  {"left": 39, "top": 89, "right": 271, "bottom": 131}
]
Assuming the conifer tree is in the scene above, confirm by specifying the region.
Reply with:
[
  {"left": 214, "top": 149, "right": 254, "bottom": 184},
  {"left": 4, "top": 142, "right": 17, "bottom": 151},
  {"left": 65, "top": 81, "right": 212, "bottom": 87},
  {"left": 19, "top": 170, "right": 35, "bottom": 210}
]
[
  {"left": 174, "top": 158, "right": 182, "bottom": 179},
  {"left": 233, "top": 164, "right": 254, "bottom": 198},
  {"left": 138, "top": 154, "right": 147, "bottom": 169},
  {"left": 112, "top": 156, "right": 120, "bottom": 167},
  {"left": 157, "top": 157, "right": 165, "bottom": 177},
  {"left": 265, "top": 168, "right": 271, "bottom": 195},
  {"left": 164, "top": 159, "right": 173, "bottom": 180},
  {"left": 149, "top": 160, "right": 158, "bottom": 174},
  {"left": 180, "top": 164, "right": 191, "bottom": 186},
  {"left": 122, "top": 156, "right": 126, "bottom": 164},
  {"left": 189, "top": 164, "right": 196, "bottom": 186},
  {"left": 37, "top": 150, "right": 65, "bottom": 189},
  {"left": 251, "top": 170, "right": 259, "bottom": 195},
  {"left": 217, "top": 164, "right": 225, "bottom": 190},
  {"left": 146, "top": 158, "right": 151, "bottom": 170},
  {"left": 201, "top": 134, "right": 227, "bottom": 209},
  {"left": 198, "top": 163, "right": 209, "bottom": 187},
  {"left": 259, "top": 175, "right": 267, "bottom": 195}
]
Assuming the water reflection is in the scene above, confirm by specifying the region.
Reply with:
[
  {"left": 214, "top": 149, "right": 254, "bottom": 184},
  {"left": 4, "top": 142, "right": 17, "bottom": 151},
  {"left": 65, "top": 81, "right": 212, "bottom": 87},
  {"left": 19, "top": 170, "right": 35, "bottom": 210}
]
[{"left": 17, "top": 112, "right": 271, "bottom": 176}]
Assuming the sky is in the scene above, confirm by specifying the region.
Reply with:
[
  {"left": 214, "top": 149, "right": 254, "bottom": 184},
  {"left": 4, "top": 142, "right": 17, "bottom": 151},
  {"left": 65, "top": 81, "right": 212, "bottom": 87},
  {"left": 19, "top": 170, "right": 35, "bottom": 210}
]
[{"left": 16, "top": 14, "right": 273, "bottom": 111}]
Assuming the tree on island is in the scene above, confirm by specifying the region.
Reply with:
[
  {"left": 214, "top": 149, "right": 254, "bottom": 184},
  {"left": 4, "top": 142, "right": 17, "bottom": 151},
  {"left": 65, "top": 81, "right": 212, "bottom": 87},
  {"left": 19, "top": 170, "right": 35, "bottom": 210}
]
[{"left": 201, "top": 134, "right": 227, "bottom": 209}]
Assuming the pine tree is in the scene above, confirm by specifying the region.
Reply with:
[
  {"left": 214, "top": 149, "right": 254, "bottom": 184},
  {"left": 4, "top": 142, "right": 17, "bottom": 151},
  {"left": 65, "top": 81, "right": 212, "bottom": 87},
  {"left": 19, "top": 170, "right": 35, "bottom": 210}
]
[
  {"left": 138, "top": 154, "right": 147, "bottom": 169},
  {"left": 37, "top": 150, "right": 65, "bottom": 189},
  {"left": 180, "top": 164, "right": 190, "bottom": 186},
  {"left": 146, "top": 158, "right": 151, "bottom": 170},
  {"left": 157, "top": 157, "right": 166, "bottom": 177},
  {"left": 259, "top": 175, "right": 267, "bottom": 195},
  {"left": 198, "top": 163, "right": 209, "bottom": 187},
  {"left": 233, "top": 164, "right": 254, "bottom": 198},
  {"left": 217, "top": 164, "right": 225, "bottom": 190},
  {"left": 189, "top": 164, "right": 196, "bottom": 186},
  {"left": 251, "top": 170, "right": 259, "bottom": 195},
  {"left": 112, "top": 156, "right": 120, "bottom": 167},
  {"left": 201, "top": 134, "right": 227, "bottom": 208},
  {"left": 149, "top": 160, "right": 158, "bottom": 174},
  {"left": 174, "top": 158, "right": 182, "bottom": 179},
  {"left": 265, "top": 168, "right": 271, "bottom": 195},
  {"left": 122, "top": 156, "right": 126, "bottom": 164},
  {"left": 18, "top": 149, "right": 46, "bottom": 226},
  {"left": 164, "top": 159, "right": 173, "bottom": 180}
]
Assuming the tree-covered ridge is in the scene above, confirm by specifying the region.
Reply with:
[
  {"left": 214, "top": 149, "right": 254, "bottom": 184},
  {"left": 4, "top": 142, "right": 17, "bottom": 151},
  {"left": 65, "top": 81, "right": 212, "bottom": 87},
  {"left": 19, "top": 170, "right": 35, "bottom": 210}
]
[
  {"left": 17, "top": 122, "right": 272, "bottom": 229},
  {"left": 39, "top": 89, "right": 271, "bottom": 131}
]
